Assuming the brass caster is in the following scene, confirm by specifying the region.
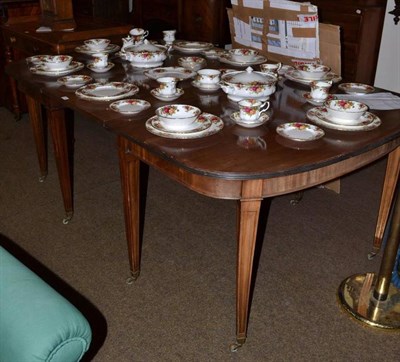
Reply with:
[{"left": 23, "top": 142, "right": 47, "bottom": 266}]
[
  {"left": 367, "top": 247, "right": 380, "bottom": 260},
  {"left": 126, "top": 270, "right": 140, "bottom": 285},
  {"left": 229, "top": 342, "right": 243, "bottom": 352},
  {"left": 290, "top": 191, "right": 303, "bottom": 206},
  {"left": 62, "top": 212, "right": 73, "bottom": 225},
  {"left": 38, "top": 174, "right": 47, "bottom": 183}
]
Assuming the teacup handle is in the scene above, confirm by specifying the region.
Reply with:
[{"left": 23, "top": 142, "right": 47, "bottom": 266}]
[
  {"left": 260, "top": 101, "right": 270, "bottom": 112},
  {"left": 256, "top": 137, "right": 267, "bottom": 150},
  {"left": 143, "top": 30, "right": 149, "bottom": 38}
]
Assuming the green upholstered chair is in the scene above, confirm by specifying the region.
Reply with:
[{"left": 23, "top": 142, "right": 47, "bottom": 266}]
[{"left": 0, "top": 246, "right": 92, "bottom": 362}]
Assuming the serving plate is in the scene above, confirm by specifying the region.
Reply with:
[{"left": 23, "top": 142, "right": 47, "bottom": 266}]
[
  {"left": 75, "top": 82, "right": 139, "bottom": 101},
  {"left": 285, "top": 69, "right": 342, "bottom": 85},
  {"left": 173, "top": 41, "right": 213, "bottom": 53},
  {"left": 144, "top": 66, "right": 196, "bottom": 80}
]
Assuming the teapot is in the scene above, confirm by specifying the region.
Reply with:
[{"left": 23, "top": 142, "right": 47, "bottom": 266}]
[{"left": 121, "top": 36, "right": 134, "bottom": 51}]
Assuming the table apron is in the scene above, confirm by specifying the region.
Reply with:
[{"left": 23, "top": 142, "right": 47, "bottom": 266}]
[{"left": 119, "top": 136, "right": 400, "bottom": 200}]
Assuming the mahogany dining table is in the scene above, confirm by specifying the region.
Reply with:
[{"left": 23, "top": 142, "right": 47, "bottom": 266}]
[{"left": 5, "top": 51, "right": 400, "bottom": 348}]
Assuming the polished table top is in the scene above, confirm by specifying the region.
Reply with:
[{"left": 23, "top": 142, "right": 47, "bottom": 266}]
[{"left": 7, "top": 52, "right": 400, "bottom": 184}]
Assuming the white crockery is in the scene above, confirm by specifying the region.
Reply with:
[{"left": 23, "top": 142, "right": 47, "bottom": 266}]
[
  {"left": 220, "top": 66, "right": 277, "bottom": 102},
  {"left": 238, "top": 99, "right": 270, "bottom": 122},
  {"left": 155, "top": 104, "right": 201, "bottom": 130},
  {"left": 84, "top": 38, "right": 110, "bottom": 51},
  {"left": 309, "top": 80, "right": 332, "bottom": 100},
  {"left": 92, "top": 53, "right": 108, "bottom": 68},
  {"left": 259, "top": 62, "right": 281, "bottom": 75},
  {"left": 195, "top": 69, "right": 221, "bottom": 84},
  {"left": 295, "top": 64, "right": 331, "bottom": 80},
  {"left": 228, "top": 48, "right": 259, "bottom": 62},
  {"left": 123, "top": 40, "right": 167, "bottom": 67},
  {"left": 324, "top": 99, "right": 368, "bottom": 124},
  {"left": 42, "top": 55, "right": 73, "bottom": 70},
  {"left": 156, "top": 76, "right": 179, "bottom": 95}
]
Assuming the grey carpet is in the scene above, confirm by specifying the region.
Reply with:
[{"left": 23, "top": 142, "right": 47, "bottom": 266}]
[{"left": 1, "top": 106, "right": 399, "bottom": 361}]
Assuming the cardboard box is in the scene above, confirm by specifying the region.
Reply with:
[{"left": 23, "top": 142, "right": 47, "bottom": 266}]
[{"left": 228, "top": 1, "right": 341, "bottom": 74}]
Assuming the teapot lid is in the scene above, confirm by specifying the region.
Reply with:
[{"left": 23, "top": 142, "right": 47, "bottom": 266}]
[
  {"left": 222, "top": 67, "right": 276, "bottom": 84},
  {"left": 125, "top": 40, "right": 166, "bottom": 53}
]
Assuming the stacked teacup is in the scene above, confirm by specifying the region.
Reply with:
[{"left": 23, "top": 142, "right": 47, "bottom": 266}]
[
  {"left": 85, "top": 39, "right": 113, "bottom": 73},
  {"left": 129, "top": 28, "right": 149, "bottom": 45}
]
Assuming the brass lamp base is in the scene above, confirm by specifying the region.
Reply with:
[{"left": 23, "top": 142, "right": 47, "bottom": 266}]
[{"left": 338, "top": 273, "right": 400, "bottom": 329}]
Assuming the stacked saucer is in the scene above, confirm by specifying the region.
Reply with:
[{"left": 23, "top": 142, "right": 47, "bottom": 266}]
[{"left": 150, "top": 88, "right": 184, "bottom": 101}]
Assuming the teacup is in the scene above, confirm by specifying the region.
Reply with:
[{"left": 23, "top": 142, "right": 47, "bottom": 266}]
[
  {"left": 129, "top": 28, "right": 149, "bottom": 44},
  {"left": 309, "top": 80, "right": 332, "bottom": 100},
  {"left": 163, "top": 29, "right": 176, "bottom": 44},
  {"left": 84, "top": 38, "right": 110, "bottom": 51},
  {"left": 92, "top": 53, "right": 108, "bottom": 68},
  {"left": 195, "top": 69, "right": 221, "bottom": 84},
  {"left": 238, "top": 99, "right": 270, "bottom": 122},
  {"left": 260, "top": 62, "right": 282, "bottom": 76},
  {"left": 157, "top": 76, "right": 179, "bottom": 95}
]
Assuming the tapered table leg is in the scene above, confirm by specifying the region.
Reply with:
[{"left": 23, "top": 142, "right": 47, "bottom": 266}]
[
  {"left": 118, "top": 137, "right": 141, "bottom": 283},
  {"left": 338, "top": 182, "right": 400, "bottom": 329},
  {"left": 231, "top": 180, "right": 263, "bottom": 351},
  {"left": 47, "top": 108, "right": 73, "bottom": 224},
  {"left": 26, "top": 95, "right": 47, "bottom": 182},
  {"left": 370, "top": 146, "right": 400, "bottom": 258},
  {"left": 5, "top": 44, "right": 21, "bottom": 120}
]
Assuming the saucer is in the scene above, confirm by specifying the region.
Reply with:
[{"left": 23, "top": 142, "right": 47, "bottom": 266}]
[
  {"left": 150, "top": 88, "right": 184, "bottom": 101},
  {"left": 306, "top": 107, "right": 381, "bottom": 131},
  {"left": 276, "top": 122, "right": 325, "bottom": 142},
  {"left": 57, "top": 74, "right": 93, "bottom": 88},
  {"left": 109, "top": 99, "right": 151, "bottom": 114},
  {"left": 338, "top": 82, "right": 375, "bottom": 95},
  {"left": 230, "top": 112, "right": 270, "bottom": 128},
  {"left": 191, "top": 80, "right": 220, "bottom": 91},
  {"left": 87, "top": 62, "right": 115, "bottom": 73},
  {"left": 302, "top": 92, "right": 336, "bottom": 106}
]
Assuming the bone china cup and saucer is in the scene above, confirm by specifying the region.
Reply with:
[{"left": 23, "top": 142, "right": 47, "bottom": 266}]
[
  {"left": 155, "top": 104, "right": 201, "bottom": 131},
  {"left": 324, "top": 99, "right": 368, "bottom": 125},
  {"left": 84, "top": 38, "right": 110, "bottom": 51}
]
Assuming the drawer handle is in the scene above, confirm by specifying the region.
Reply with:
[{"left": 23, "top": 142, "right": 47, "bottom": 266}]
[
  {"left": 9, "top": 36, "right": 16, "bottom": 43},
  {"left": 356, "top": 9, "right": 362, "bottom": 15}
]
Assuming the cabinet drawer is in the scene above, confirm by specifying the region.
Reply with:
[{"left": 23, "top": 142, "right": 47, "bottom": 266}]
[{"left": 4, "top": 33, "right": 54, "bottom": 54}]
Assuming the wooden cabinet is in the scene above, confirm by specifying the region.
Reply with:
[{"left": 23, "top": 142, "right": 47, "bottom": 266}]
[
  {"left": 132, "top": 0, "right": 232, "bottom": 46},
  {"left": 72, "top": 0, "right": 133, "bottom": 24},
  {"left": 299, "top": 0, "right": 387, "bottom": 84}
]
